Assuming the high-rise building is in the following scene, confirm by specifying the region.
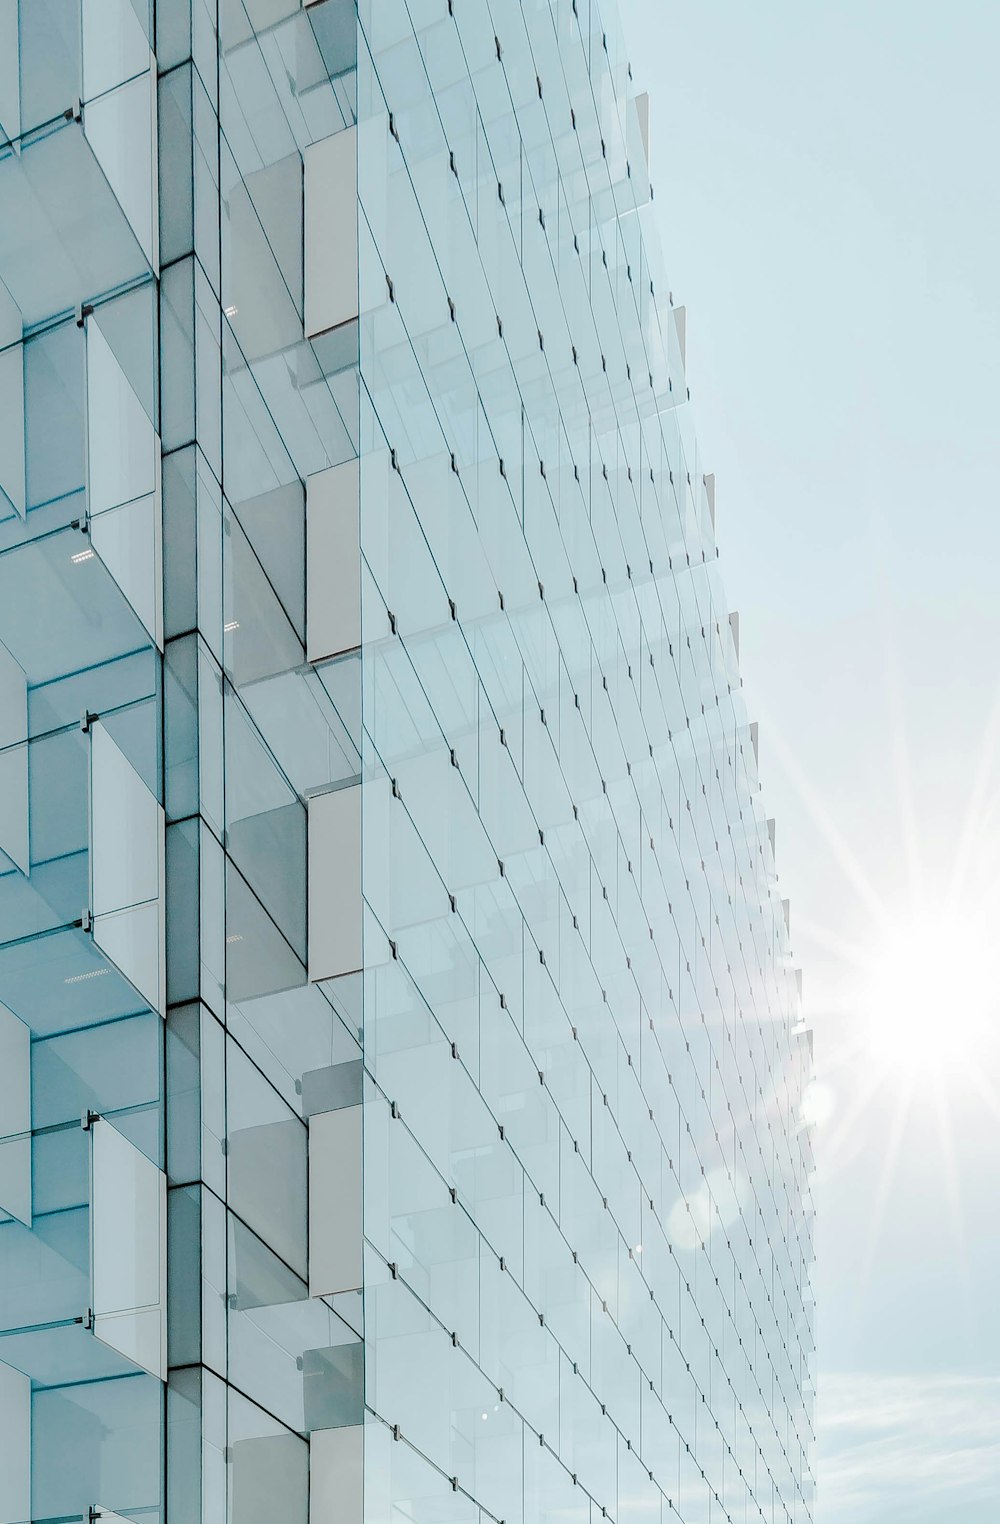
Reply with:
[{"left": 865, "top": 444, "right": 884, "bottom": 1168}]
[{"left": 0, "top": 3, "right": 814, "bottom": 1524}]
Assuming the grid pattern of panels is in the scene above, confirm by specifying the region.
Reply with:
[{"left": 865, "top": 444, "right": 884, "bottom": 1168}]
[
  {"left": 161, "top": 1, "right": 369, "bottom": 1518},
  {"left": 0, "top": 0, "right": 815, "bottom": 1520},
  {"left": 356, "top": 9, "right": 813, "bottom": 1524},
  {"left": 0, "top": 3, "right": 166, "bottom": 1518}
]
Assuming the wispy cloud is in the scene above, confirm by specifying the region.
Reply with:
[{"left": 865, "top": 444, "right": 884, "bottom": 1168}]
[{"left": 819, "top": 1373, "right": 1000, "bottom": 1523}]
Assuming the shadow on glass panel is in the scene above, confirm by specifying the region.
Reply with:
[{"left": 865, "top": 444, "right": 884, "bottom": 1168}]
[
  {"left": 0, "top": 925, "right": 151, "bottom": 1039},
  {"left": 32, "top": 1011, "right": 160, "bottom": 1130},
  {"left": 30, "top": 1372, "right": 161, "bottom": 1524},
  {"left": 227, "top": 1039, "right": 307, "bottom": 1279},
  {"left": 0, "top": 525, "right": 150, "bottom": 688},
  {"left": 0, "top": 118, "right": 149, "bottom": 329},
  {"left": 221, "top": 0, "right": 356, "bottom": 138},
  {"left": 230, "top": 1430, "right": 307, "bottom": 1524},
  {"left": 230, "top": 480, "right": 304, "bottom": 639},
  {"left": 302, "top": 1338, "right": 363, "bottom": 1431},
  {"left": 227, "top": 1212, "right": 362, "bottom": 1433}
]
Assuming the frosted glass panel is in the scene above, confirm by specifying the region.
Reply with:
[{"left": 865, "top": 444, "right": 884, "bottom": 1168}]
[
  {"left": 306, "top": 461, "right": 360, "bottom": 663},
  {"left": 0, "top": 1005, "right": 30, "bottom": 1226},
  {"left": 304, "top": 129, "right": 357, "bottom": 339},
  {"left": 0, "top": 1360, "right": 29, "bottom": 1524},
  {"left": 308, "top": 1105, "right": 362, "bottom": 1297},
  {"left": 310, "top": 1425, "right": 361, "bottom": 1524},
  {"left": 308, "top": 784, "right": 362, "bottom": 981},
  {"left": 230, "top": 1433, "right": 307, "bottom": 1524},
  {"left": 90, "top": 1118, "right": 166, "bottom": 1380},
  {"left": 90, "top": 721, "right": 164, "bottom": 1014}
]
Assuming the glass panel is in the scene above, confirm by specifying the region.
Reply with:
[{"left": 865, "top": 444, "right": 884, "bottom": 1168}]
[
  {"left": 90, "top": 1117, "right": 166, "bottom": 1380},
  {"left": 0, "top": 1005, "right": 30, "bottom": 1225},
  {"left": 228, "top": 1391, "right": 308, "bottom": 1524},
  {"left": 16, "top": 0, "right": 81, "bottom": 137},
  {"left": 0, "top": 743, "right": 28, "bottom": 877},
  {"left": 0, "top": 526, "right": 151, "bottom": 690},
  {"left": 0, "top": 342, "right": 25, "bottom": 519},
  {"left": 90, "top": 719, "right": 164, "bottom": 1014},
  {"left": 23, "top": 319, "right": 84, "bottom": 512},
  {"left": 87, "top": 319, "right": 161, "bottom": 643},
  {"left": 0, "top": 119, "right": 147, "bottom": 329},
  {"left": 0, "top": 1359, "right": 29, "bottom": 1524},
  {"left": 82, "top": 0, "right": 150, "bottom": 103},
  {"left": 84, "top": 71, "right": 157, "bottom": 269},
  {"left": 31, "top": 1373, "right": 160, "bottom": 1524},
  {"left": 227, "top": 1040, "right": 307, "bottom": 1279}
]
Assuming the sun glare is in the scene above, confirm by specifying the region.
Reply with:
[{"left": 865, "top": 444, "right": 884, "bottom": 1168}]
[{"left": 862, "top": 910, "right": 999, "bottom": 1077}]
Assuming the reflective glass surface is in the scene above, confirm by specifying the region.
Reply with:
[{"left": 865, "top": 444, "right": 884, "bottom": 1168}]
[{"left": 0, "top": 1, "right": 813, "bottom": 1523}]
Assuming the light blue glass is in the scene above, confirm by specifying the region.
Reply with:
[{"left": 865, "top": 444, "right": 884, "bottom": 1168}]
[{"left": 0, "top": 0, "right": 812, "bottom": 1520}]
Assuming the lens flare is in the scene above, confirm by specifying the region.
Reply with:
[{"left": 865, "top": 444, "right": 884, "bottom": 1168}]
[{"left": 862, "top": 910, "right": 999, "bottom": 1077}]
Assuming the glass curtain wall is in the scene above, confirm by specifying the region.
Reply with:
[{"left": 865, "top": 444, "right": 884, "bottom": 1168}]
[
  {"left": 0, "top": 2, "right": 814, "bottom": 1524},
  {"left": 353, "top": 6, "right": 814, "bottom": 1524}
]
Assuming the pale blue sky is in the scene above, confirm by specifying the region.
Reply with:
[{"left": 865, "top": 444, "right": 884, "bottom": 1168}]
[{"left": 620, "top": 2, "right": 1000, "bottom": 1520}]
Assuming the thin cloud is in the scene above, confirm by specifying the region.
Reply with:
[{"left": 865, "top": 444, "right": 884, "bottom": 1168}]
[{"left": 820, "top": 1373, "right": 1000, "bottom": 1521}]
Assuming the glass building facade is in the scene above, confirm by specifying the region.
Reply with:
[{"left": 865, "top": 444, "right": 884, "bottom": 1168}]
[{"left": 0, "top": 3, "right": 814, "bottom": 1524}]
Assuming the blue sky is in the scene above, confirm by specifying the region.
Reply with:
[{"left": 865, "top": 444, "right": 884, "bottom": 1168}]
[{"left": 620, "top": 2, "right": 1000, "bottom": 1520}]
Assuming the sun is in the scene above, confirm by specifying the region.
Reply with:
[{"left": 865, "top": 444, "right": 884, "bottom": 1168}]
[{"left": 861, "top": 908, "right": 1000, "bottom": 1078}]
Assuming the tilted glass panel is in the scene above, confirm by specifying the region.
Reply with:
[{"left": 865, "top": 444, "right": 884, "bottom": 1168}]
[
  {"left": 0, "top": 639, "right": 28, "bottom": 875},
  {"left": 0, "top": 1005, "right": 30, "bottom": 1227},
  {"left": 31, "top": 1372, "right": 161, "bottom": 1524},
  {"left": 0, "top": 118, "right": 148, "bottom": 329},
  {"left": 86, "top": 317, "right": 162, "bottom": 646},
  {"left": 89, "top": 719, "right": 164, "bottom": 1015},
  {"left": 89, "top": 1116, "right": 166, "bottom": 1380},
  {"left": 0, "top": 1360, "right": 30, "bottom": 1524}
]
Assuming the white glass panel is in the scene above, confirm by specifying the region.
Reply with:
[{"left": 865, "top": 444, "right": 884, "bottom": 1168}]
[
  {"left": 308, "top": 784, "right": 362, "bottom": 981},
  {"left": 91, "top": 902, "right": 163, "bottom": 1015},
  {"left": 310, "top": 1425, "right": 362, "bottom": 1524},
  {"left": 228, "top": 1117, "right": 307, "bottom": 1282},
  {"left": 0, "top": 1361, "right": 29, "bottom": 1524},
  {"left": 306, "top": 461, "right": 360, "bottom": 663},
  {"left": 90, "top": 721, "right": 165, "bottom": 1014},
  {"left": 230, "top": 1433, "right": 307, "bottom": 1524},
  {"left": 308, "top": 1105, "right": 362, "bottom": 1297},
  {"left": 304, "top": 128, "right": 357, "bottom": 339},
  {"left": 0, "top": 1004, "right": 30, "bottom": 1226},
  {"left": 90, "top": 1118, "right": 166, "bottom": 1381}
]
